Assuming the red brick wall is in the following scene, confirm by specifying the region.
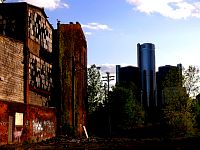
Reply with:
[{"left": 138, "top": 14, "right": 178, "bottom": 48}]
[
  {"left": 0, "top": 100, "right": 56, "bottom": 144},
  {"left": 55, "top": 22, "right": 87, "bottom": 136},
  {"left": 0, "top": 35, "right": 24, "bottom": 103},
  {"left": 0, "top": 101, "right": 8, "bottom": 145},
  {"left": 23, "top": 105, "right": 56, "bottom": 141}
]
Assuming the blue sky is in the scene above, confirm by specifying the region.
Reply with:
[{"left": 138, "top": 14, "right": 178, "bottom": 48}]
[{"left": 4, "top": 0, "right": 200, "bottom": 72}]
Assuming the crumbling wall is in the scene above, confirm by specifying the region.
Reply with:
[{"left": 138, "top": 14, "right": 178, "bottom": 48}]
[
  {"left": 0, "top": 100, "right": 56, "bottom": 144},
  {"left": 23, "top": 105, "right": 56, "bottom": 142},
  {"left": 0, "top": 35, "right": 24, "bottom": 103},
  {"left": 56, "top": 22, "right": 87, "bottom": 136},
  {"left": 0, "top": 101, "right": 8, "bottom": 144},
  {"left": 29, "top": 53, "right": 52, "bottom": 106},
  {"left": 27, "top": 6, "right": 53, "bottom": 106},
  {"left": 28, "top": 8, "right": 52, "bottom": 54}
]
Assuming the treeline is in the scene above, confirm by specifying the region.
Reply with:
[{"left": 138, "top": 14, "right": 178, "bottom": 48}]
[{"left": 87, "top": 64, "right": 200, "bottom": 138}]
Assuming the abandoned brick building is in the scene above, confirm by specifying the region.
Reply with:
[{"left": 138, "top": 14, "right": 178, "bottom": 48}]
[
  {"left": 0, "top": 2, "right": 56, "bottom": 144},
  {"left": 53, "top": 21, "right": 87, "bottom": 136},
  {"left": 0, "top": 2, "right": 87, "bottom": 144}
]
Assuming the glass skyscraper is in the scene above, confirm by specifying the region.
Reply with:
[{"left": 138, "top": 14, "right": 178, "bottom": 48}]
[{"left": 137, "top": 43, "right": 157, "bottom": 108}]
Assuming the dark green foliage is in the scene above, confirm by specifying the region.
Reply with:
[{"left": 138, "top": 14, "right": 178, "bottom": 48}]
[
  {"left": 110, "top": 83, "right": 144, "bottom": 130},
  {"left": 88, "top": 80, "right": 144, "bottom": 136},
  {"left": 161, "top": 67, "right": 182, "bottom": 89},
  {"left": 161, "top": 65, "right": 200, "bottom": 136},
  {"left": 163, "top": 87, "right": 196, "bottom": 136},
  {"left": 193, "top": 100, "right": 200, "bottom": 128}
]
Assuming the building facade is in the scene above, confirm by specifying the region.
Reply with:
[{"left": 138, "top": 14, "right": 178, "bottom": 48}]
[
  {"left": 116, "top": 65, "right": 140, "bottom": 86},
  {"left": 156, "top": 64, "right": 182, "bottom": 107},
  {"left": 116, "top": 65, "right": 140, "bottom": 101},
  {"left": 137, "top": 43, "right": 157, "bottom": 108},
  {"left": 0, "top": 2, "right": 56, "bottom": 144},
  {"left": 53, "top": 22, "right": 87, "bottom": 136}
]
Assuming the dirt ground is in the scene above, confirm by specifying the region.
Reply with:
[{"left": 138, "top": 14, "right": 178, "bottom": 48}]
[{"left": 1, "top": 136, "right": 200, "bottom": 150}]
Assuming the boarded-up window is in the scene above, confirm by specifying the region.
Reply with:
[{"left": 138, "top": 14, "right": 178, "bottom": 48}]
[{"left": 15, "top": 112, "right": 23, "bottom": 126}]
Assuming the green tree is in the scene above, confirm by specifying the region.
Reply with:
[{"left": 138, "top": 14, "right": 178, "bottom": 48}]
[
  {"left": 162, "top": 65, "right": 200, "bottom": 136},
  {"left": 183, "top": 66, "right": 200, "bottom": 128},
  {"left": 0, "top": 0, "right": 5, "bottom": 3},
  {"left": 193, "top": 100, "right": 200, "bottom": 128},
  {"left": 87, "top": 64, "right": 104, "bottom": 114},
  {"left": 110, "top": 83, "right": 144, "bottom": 130},
  {"left": 161, "top": 67, "right": 182, "bottom": 89},
  {"left": 163, "top": 87, "right": 195, "bottom": 136}
]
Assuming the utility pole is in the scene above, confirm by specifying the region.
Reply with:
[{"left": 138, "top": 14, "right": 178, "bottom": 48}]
[
  {"left": 102, "top": 72, "right": 114, "bottom": 137},
  {"left": 102, "top": 72, "right": 114, "bottom": 99},
  {"left": 103, "top": 83, "right": 107, "bottom": 104}
]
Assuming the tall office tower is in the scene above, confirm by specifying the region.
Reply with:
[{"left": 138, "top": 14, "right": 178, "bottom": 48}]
[
  {"left": 116, "top": 65, "right": 140, "bottom": 88},
  {"left": 156, "top": 64, "right": 182, "bottom": 108},
  {"left": 137, "top": 43, "right": 157, "bottom": 108},
  {"left": 116, "top": 65, "right": 140, "bottom": 102}
]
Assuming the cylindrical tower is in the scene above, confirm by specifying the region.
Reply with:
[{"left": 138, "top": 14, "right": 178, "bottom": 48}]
[
  {"left": 137, "top": 43, "right": 157, "bottom": 108},
  {"left": 116, "top": 65, "right": 121, "bottom": 84}
]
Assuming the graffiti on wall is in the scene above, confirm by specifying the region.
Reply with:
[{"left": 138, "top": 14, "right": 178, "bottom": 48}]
[
  {"left": 0, "top": 121, "right": 8, "bottom": 143},
  {"left": 43, "top": 120, "right": 55, "bottom": 133},
  {"left": 14, "top": 127, "right": 23, "bottom": 143},
  {"left": 0, "top": 102, "right": 8, "bottom": 144},
  {"left": 32, "top": 119, "right": 43, "bottom": 134},
  {"left": 32, "top": 119, "right": 55, "bottom": 137},
  {"left": 0, "top": 121, "right": 8, "bottom": 126}
]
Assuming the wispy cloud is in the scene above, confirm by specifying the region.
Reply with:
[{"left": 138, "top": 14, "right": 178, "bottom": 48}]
[
  {"left": 18, "top": 0, "right": 69, "bottom": 10},
  {"left": 98, "top": 64, "right": 116, "bottom": 74},
  {"left": 97, "top": 63, "right": 133, "bottom": 74},
  {"left": 88, "top": 63, "right": 134, "bottom": 86},
  {"left": 81, "top": 22, "right": 112, "bottom": 31},
  {"left": 126, "top": 0, "right": 200, "bottom": 19},
  {"left": 85, "top": 32, "right": 92, "bottom": 35}
]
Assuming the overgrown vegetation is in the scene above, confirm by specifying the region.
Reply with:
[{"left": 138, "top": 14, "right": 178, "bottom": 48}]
[
  {"left": 109, "top": 83, "right": 145, "bottom": 130},
  {"left": 162, "top": 65, "right": 200, "bottom": 137},
  {"left": 87, "top": 64, "right": 104, "bottom": 114},
  {"left": 87, "top": 65, "right": 144, "bottom": 136},
  {"left": 87, "top": 64, "right": 200, "bottom": 138}
]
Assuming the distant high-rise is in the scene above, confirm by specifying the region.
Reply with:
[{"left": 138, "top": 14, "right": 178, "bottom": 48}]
[
  {"left": 116, "top": 65, "right": 140, "bottom": 87},
  {"left": 116, "top": 65, "right": 140, "bottom": 102},
  {"left": 137, "top": 43, "right": 157, "bottom": 108},
  {"left": 156, "top": 64, "right": 182, "bottom": 107}
]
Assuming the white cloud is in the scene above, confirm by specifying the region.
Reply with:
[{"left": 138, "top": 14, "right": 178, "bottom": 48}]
[
  {"left": 98, "top": 64, "right": 116, "bottom": 74},
  {"left": 88, "top": 63, "right": 135, "bottom": 87},
  {"left": 98, "top": 64, "right": 116, "bottom": 87},
  {"left": 97, "top": 63, "right": 134, "bottom": 73},
  {"left": 85, "top": 32, "right": 92, "bottom": 35},
  {"left": 81, "top": 22, "right": 112, "bottom": 31},
  {"left": 126, "top": 0, "right": 200, "bottom": 19},
  {"left": 18, "top": 0, "right": 69, "bottom": 10}
]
